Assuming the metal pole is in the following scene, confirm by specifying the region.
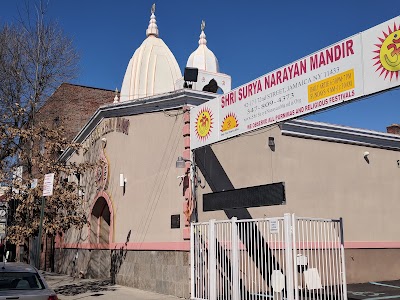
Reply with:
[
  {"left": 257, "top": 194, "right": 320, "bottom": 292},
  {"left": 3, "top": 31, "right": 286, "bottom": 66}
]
[
  {"left": 209, "top": 219, "right": 216, "bottom": 300},
  {"left": 339, "top": 218, "right": 348, "bottom": 300},
  {"left": 3, "top": 201, "right": 8, "bottom": 263},
  {"left": 292, "top": 214, "right": 299, "bottom": 300},
  {"left": 284, "top": 213, "right": 294, "bottom": 300},
  {"left": 190, "top": 221, "right": 195, "bottom": 299},
  {"left": 231, "top": 217, "right": 239, "bottom": 300},
  {"left": 189, "top": 151, "right": 198, "bottom": 223},
  {"left": 36, "top": 196, "right": 45, "bottom": 269}
]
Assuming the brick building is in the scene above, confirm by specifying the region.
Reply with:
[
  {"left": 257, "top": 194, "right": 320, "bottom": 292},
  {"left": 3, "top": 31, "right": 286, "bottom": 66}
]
[
  {"left": 36, "top": 83, "right": 116, "bottom": 141},
  {"left": 25, "top": 83, "right": 116, "bottom": 270}
]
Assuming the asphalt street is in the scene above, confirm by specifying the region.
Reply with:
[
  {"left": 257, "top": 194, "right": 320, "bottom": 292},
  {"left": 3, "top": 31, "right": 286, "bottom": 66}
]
[{"left": 347, "top": 280, "right": 400, "bottom": 300}]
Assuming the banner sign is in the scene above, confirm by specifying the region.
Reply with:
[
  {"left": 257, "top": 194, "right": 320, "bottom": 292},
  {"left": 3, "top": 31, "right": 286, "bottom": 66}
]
[{"left": 191, "top": 16, "right": 400, "bottom": 150}]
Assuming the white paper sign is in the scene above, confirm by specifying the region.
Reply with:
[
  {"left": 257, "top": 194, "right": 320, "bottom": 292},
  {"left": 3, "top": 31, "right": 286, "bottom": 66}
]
[
  {"left": 42, "top": 173, "right": 55, "bottom": 197},
  {"left": 270, "top": 219, "right": 279, "bottom": 234}
]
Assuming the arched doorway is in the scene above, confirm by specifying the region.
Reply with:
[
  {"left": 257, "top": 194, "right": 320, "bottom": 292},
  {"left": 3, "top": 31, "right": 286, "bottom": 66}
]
[{"left": 90, "top": 196, "right": 112, "bottom": 244}]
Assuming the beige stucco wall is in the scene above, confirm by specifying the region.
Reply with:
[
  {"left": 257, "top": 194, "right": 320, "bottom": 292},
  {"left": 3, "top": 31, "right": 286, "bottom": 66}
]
[
  {"left": 64, "top": 114, "right": 400, "bottom": 245},
  {"left": 60, "top": 111, "right": 400, "bottom": 286},
  {"left": 197, "top": 124, "right": 400, "bottom": 243},
  {"left": 65, "top": 109, "right": 187, "bottom": 244}
]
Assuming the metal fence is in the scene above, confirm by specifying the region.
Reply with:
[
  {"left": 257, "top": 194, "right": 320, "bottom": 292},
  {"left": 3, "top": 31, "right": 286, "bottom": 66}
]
[{"left": 190, "top": 214, "right": 347, "bottom": 300}]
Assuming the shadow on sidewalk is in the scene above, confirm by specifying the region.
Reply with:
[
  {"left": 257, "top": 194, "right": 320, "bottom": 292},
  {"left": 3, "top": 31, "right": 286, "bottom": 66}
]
[{"left": 54, "top": 279, "right": 116, "bottom": 296}]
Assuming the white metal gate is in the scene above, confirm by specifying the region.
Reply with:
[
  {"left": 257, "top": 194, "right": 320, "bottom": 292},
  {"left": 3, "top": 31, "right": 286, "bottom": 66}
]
[{"left": 190, "top": 214, "right": 347, "bottom": 300}]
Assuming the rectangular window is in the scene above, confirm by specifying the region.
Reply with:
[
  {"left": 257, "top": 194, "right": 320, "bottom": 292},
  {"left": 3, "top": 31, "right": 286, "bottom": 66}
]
[{"left": 0, "top": 272, "right": 45, "bottom": 290}]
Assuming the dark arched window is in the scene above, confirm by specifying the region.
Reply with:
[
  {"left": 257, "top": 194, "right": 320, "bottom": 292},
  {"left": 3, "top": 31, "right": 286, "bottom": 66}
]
[{"left": 90, "top": 197, "right": 111, "bottom": 244}]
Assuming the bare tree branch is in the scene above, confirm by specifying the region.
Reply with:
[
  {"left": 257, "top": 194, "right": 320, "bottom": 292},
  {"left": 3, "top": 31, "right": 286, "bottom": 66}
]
[{"left": 0, "top": 1, "right": 92, "bottom": 246}]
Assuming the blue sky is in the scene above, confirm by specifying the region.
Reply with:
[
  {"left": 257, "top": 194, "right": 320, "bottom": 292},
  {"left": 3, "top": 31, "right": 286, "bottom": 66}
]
[{"left": 1, "top": 1, "right": 399, "bottom": 133}]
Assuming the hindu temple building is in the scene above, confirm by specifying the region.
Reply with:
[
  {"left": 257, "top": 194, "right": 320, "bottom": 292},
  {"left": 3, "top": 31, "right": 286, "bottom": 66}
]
[{"left": 53, "top": 6, "right": 400, "bottom": 299}]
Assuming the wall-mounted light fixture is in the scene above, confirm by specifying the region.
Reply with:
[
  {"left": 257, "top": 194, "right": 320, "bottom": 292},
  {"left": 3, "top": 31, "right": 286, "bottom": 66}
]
[
  {"left": 363, "top": 151, "right": 370, "bottom": 164},
  {"left": 268, "top": 137, "right": 275, "bottom": 151},
  {"left": 120, "top": 173, "right": 127, "bottom": 195},
  {"left": 119, "top": 174, "right": 124, "bottom": 187},
  {"left": 176, "top": 156, "right": 190, "bottom": 168},
  {"left": 176, "top": 156, "right": 204, "bottom": 188},
  {"left": 101, "top": 137, "right": 107, "bottom": 148}
]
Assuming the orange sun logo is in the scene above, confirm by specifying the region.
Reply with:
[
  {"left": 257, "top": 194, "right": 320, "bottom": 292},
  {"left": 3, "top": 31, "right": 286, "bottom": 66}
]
[
  {"left": 221, "top": 113, "right": 239, "bottom": 132},
  {"left": 373, "top": 22, "right": 400, "bottom": 80},
  {"left": 195, "top": 107, "right": 213, "bottom": 141}
]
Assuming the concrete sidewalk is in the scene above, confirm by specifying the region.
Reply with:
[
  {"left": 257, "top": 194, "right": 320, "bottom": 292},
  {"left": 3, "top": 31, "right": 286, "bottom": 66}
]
[
  {"left": 44, "top": 271, "right": 400, "bottom": 300},
  {"left": 43, "top": 272, "right": 182, "bottom": 300}
]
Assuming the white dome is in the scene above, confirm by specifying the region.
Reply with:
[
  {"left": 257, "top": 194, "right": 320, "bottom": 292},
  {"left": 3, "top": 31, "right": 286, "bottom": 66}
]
[
  {"left": 120, "top": 7, "right": 182, "bottom": 101},
  {"left": 186, "top": 22, "right": 219, "bottom": 73}
]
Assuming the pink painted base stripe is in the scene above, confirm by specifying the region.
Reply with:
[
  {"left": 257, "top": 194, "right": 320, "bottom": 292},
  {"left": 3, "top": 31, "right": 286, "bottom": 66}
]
[
  {"left": 57, "top": 241, "right": 400, "bottom": 251},
  {"left": 58, "top": 241, "right": 190, "bottom": 251},
  {"left": 344, "top": 241, "right": 400, "bottom": 249}
]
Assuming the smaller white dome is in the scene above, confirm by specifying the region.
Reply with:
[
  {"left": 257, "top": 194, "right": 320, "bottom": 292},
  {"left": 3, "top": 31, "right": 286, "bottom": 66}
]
[{"left": 187, "top": 21, "right": 219, "bottom": 73}]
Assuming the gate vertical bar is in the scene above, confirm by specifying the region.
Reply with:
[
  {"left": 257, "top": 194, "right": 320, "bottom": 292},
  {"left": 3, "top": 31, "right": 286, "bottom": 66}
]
[
  {"left": 284, "top": 213, "right": 295, "bottom": 300},
  {"left": 231, "top": 217, "right": 239, "bottom": 300},
  {"left": 292, "top": 214, "right": 299, "bottom": 300},
  {"left": 209, "top": 219, "right": 216, "bottom": 300},
  {"left": 340, "top": 218, "right": 347, "bottom": 300},
  {"left": 190, "top": 222, "right": 195, "bottom": 299}
]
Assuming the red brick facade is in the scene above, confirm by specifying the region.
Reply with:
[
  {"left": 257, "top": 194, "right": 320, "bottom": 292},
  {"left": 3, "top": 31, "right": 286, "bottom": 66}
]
[
  {"left": 36, "top": 83, "right": 116, "bottom": 141},
  {"left": 30, "top": 83, "right": 116, "bottom": 270}
]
